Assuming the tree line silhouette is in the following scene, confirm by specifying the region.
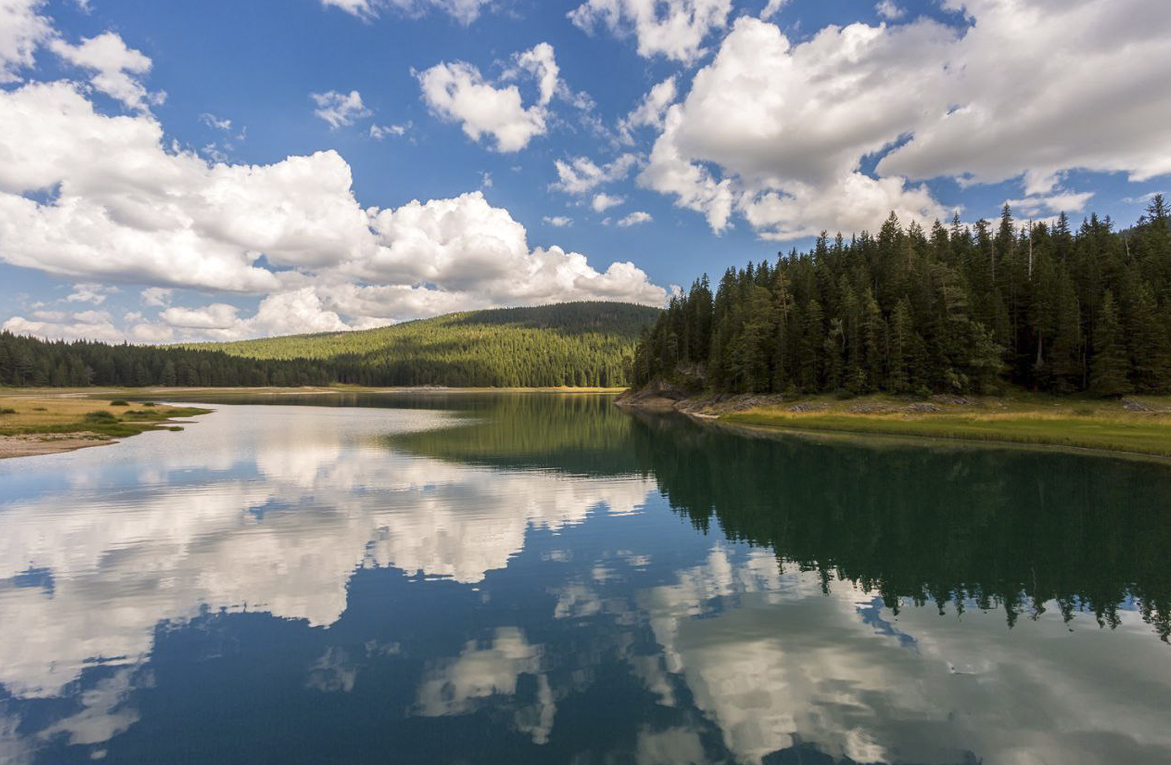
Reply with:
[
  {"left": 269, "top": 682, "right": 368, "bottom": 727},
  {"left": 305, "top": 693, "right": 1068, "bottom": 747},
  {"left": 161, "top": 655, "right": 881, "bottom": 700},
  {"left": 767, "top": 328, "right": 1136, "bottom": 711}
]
[{"left": 632, "top": 197, "right": 1171, "bottom": 396}]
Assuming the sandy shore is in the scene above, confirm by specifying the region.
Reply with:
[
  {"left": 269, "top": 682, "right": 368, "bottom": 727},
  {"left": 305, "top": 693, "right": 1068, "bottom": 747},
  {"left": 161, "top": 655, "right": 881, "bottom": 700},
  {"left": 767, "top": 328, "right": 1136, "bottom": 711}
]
[{"left": 0, "top": 432, "right": 113, "bottom": 459}]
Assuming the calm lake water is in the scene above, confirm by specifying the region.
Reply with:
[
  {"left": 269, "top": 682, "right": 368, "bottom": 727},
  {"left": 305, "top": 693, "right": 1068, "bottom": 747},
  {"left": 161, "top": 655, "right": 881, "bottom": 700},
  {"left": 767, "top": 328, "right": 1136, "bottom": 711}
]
[{"left": 2, "top": 393, "right": 1170, "bottom": 764}]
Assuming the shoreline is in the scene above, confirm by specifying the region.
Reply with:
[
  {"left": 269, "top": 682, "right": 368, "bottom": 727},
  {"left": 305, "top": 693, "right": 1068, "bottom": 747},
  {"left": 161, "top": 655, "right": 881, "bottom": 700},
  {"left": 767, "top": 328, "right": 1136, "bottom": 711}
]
[
  {"left": 616, "top": 387, "right": 1171, "bottom": 459},
  {"left": 0, "top": 394, "right": 213, "bottom": 460}
]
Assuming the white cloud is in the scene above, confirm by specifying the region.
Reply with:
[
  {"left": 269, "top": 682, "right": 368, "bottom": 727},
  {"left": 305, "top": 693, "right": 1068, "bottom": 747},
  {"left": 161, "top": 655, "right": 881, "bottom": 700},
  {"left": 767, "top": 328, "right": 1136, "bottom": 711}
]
[
  {"left": 875, "top": 0, "right": 904, "bottom": 20},
  {"left": 3, "top": 311, "right": 123, "bottom": 343},
  {"left": 158, "top": 302, "right": 240, "bottom": 330},
  {"left": 0, "top": 0, "right": 51, "bottom": 83},
  {"left": 619, "top": 75, "right": 677, "bottom": 139},
  {"left": 50, "top": 32, "right": 162, "bottom": 110},
  {"left": 311, "top": 89, "right": 371, "bottom": 129},
  {"left": 875, "top": 0, "right": 1171, "bottom": 192},
  {"left": 508, "top": 41, "right": 560, "bottom": 107},
  {"left": 369, "top": 122, "right": 408, "bottom": 139},
  {"left": 568, "top": 0, "right": 733, "bottom": 64},
  {"left": 64, "top": 283, "right": 109, "bottom": 305},
  {"left": 617, "top": 211, "right": 652, "bottom": 227},
  {"left": 140, "top": 287, "right": 173, "bottom": 306},
  {"left": 1003, "top": 190, "right": 1094, "bottom": 217},
  {"left": 638, "top": 2, "right": 1169, "bottom": 239},
  {"left": 551, "top": 154, "right": 638, "bottom": 194},
  {"left": 543, "top": 215, "right": 573, "bottom": 227},
  {"left": 760, "top": 0, "right": 788, "bottom": 19},
  {"left": 319, "top": 0, "right": 493, "bottom": 24},
  {"left": 591, "top": 192, "right": 624, "bottom": 212},
  {"left": 0, "top": 81, "right": 665, "bottom": 341},
  {"left": 200, "top": 113, "right": 232, "bottom": 131},
  {"left": 640, "top": 105, "right": 734, "bottom": 231},
  {"left": 417, "top": 43, "right": 564, "bottom": 153}
]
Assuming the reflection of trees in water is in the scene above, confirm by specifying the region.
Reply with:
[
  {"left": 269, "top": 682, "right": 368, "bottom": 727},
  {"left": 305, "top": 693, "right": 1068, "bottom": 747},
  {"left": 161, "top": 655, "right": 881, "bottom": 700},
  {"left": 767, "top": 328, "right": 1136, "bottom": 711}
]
[
  {"left": 386, "top": 394, "right": 643, "bottom": 477},
  {"left": 385, "top": 395, "right": 1171, "bottom": 640},
  {"left": 626, "top": 413, "right": 1171, "bottom": 641}
]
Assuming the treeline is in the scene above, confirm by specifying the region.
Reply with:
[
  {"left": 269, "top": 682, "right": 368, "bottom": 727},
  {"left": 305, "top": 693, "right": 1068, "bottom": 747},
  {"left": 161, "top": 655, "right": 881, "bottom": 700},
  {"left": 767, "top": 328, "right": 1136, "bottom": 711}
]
[
  {"left": 1, "top": 302, "right": 658, "bottom": 389},
  {"left": 0, "top": 332, "right": 334, "bottom": 388},
  {"left": 632, "top": 197, "right": 1171, "bottom": 396},
  {"left": 198, "top": 302, "right": 658, "bottom": 388}
]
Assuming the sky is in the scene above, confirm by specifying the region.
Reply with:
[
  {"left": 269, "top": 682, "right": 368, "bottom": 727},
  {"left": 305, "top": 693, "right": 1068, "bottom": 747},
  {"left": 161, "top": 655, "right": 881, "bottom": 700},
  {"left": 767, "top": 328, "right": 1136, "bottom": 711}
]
[{"left": 0, "top": 0, "right": 1168, "bottom": 343}]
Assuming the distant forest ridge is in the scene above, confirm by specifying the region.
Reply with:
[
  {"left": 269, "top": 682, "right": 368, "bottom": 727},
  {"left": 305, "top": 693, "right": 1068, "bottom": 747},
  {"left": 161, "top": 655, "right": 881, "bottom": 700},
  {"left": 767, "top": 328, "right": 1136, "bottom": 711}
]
[
  {"left": 633, "top": 197, "right": 1171, "bottom": 397},
  {"left": 0, "top": 302, "right": 660, "bottom": 389}
]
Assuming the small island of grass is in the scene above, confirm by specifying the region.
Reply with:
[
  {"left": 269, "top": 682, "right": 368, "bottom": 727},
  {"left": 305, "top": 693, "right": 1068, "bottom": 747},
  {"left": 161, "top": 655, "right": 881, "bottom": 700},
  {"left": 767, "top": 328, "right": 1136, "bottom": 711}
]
[{"left": 0, "top": 395, "right": 212, "bottom": 459}]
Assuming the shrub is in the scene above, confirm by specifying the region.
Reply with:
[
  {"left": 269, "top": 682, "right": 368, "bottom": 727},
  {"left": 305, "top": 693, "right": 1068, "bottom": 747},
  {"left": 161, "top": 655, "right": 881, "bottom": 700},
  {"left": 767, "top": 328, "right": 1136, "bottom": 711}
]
[
  {"left": 110, "top": 400, "right": 130, "bottom": 407},
  {"left": 0, "top": 408, "right": 16, "bottom": 415},
  {"left": 84, "top": 411, "right": 119, "bottom": 423}
]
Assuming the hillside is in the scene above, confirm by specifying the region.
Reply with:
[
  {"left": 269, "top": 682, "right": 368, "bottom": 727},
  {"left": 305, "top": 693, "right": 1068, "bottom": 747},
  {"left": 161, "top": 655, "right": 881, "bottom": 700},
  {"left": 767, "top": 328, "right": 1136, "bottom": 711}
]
[
  {"left": 192, "top": 301, "right": 660, "bottom": 388},
  {"left": 1, "top": 302, "right": 659, "bottom": 389}
]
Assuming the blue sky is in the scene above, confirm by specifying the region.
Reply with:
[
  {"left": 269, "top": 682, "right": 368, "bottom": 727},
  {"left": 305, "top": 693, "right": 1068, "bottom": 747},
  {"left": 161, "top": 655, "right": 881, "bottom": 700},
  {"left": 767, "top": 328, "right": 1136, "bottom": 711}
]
[{"left": 1, "top": 0, "right": 1168, "bottom": 342}]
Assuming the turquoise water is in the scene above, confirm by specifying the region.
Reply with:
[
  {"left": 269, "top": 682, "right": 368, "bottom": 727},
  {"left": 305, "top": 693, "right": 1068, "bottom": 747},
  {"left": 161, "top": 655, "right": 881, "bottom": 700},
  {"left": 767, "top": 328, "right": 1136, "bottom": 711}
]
[{"left": 1, "top": 393, "right": 1169, "bottom": 764}]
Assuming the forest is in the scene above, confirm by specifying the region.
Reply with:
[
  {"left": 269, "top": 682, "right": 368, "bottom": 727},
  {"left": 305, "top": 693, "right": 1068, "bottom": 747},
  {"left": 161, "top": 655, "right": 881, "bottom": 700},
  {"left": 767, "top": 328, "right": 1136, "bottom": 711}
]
[
  {"left": 0, "top": 302, "right": 658, "bottom": 389},
  {"left": 631, "top": 197, "right": 1171, "bottom": 397}
]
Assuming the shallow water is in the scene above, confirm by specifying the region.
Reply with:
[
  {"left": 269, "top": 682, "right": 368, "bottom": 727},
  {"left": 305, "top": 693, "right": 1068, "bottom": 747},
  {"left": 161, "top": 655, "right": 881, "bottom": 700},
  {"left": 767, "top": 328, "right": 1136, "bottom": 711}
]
[{"left": 1, "top": 392, "right": 1169, "bottom": 764}]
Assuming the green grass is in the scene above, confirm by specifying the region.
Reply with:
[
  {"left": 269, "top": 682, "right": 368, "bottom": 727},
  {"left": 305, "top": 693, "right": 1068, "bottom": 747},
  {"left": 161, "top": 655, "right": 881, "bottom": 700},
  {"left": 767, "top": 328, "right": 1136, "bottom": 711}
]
[
  {"left": 0, "top": 403, "right": 212, "bottom": 439},
  {"left": 725, "top": 407, "right": 1171, "bottom": 457}
]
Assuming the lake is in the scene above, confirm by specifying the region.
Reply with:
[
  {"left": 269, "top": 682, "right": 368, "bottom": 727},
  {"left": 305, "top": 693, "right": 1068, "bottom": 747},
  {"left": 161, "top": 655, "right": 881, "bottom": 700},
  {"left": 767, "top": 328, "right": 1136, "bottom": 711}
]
[{"left": 2, "top": 392, "right": 1170, "bottom": 764}]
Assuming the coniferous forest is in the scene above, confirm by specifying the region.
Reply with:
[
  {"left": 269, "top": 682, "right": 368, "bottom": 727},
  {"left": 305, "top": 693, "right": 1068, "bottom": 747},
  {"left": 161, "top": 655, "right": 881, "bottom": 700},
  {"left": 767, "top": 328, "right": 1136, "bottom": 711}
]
[
  {"left": 632, "top": 198, "right": 1171, "bottom": 397},
  {"left": 0, "top": 302, "right": 658, "bottom": 389}
]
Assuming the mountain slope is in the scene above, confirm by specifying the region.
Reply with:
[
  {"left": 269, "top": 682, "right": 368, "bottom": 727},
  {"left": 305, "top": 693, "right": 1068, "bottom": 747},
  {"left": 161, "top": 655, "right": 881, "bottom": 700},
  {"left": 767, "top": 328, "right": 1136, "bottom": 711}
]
[{"left": 193, "top": 301, "right": 660, "bottom": 388}]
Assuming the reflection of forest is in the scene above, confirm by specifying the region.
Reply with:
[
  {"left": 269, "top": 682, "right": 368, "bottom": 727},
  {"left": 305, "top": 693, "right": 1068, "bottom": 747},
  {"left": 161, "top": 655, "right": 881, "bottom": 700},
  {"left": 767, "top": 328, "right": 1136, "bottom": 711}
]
[{"left": 389, "top": 394, "right": 1171, "bottom": 640}]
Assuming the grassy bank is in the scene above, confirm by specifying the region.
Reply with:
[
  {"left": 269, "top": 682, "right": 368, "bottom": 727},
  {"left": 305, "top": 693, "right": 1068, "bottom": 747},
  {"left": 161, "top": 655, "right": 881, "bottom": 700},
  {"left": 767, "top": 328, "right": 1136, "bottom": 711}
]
[
  {"left": 721, "top": 394, "right": 1171, "bottom": 458},
  {"left": 0, "top": 394, "right": 212, "bottom": 458}
]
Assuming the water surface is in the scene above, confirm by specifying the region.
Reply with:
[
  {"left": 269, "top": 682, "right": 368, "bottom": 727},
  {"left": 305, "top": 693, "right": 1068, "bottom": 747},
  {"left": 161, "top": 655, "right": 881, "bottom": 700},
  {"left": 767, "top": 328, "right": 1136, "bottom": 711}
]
[{"left": 2, "top": 393, "right": 1170, "bottom": 764}]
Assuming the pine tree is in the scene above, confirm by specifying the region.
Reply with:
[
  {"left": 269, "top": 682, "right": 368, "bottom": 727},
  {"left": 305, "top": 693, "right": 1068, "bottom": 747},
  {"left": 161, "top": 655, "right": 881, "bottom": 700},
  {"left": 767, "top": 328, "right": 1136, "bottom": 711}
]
[{"left": 1090, "top": 291, "right": 1130, "bottom": 397}]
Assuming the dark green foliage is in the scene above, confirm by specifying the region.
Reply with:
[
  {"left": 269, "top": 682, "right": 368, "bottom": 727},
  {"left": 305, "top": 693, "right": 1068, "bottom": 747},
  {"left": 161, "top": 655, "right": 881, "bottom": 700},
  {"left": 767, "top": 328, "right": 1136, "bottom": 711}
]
[
  {"left": 83, "top": 411, "right": 118, "bottom": 423},
  {"left": 0, "top": 407, "right": 16, "bottom": 415},
  {"left": 633, "top": 200, "right": 1171, "bottom": 395},
  {"left": 1, "top": 302, "right": 658, "bottom": 390},
  {"left": 110, "top": 400, "right": 130, "bottom": 406},
  {"left": 193, "top": 302, "right": 657, "bottom": 388}
]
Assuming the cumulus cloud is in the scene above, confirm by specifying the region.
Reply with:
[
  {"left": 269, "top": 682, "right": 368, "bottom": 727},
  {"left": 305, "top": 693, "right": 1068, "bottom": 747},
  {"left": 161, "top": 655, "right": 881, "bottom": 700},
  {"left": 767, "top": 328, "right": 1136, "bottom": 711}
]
[
  {"left": 417, "top": 43, "right": 563, "bottom": 152},
  {"left": 543, "top": 215, "right": 572, "bottom": 227},
  {"left": 875, "top": 0, "right": 904, "bottom": 20},
  {"left": 0, "top": 0, "right": 52, "bottom": 83},
  {"left": 50, "top": 32, "right": 162, "bottom": 110},
  {"left": 568, "top": 0, "right": 733, "bottom": 64},
  {"left": 311, "top": 89, "right": 371, "bottom": 129},
  {"left": 62, "top": 283, "right": 110, "bottom": 305},
  {"left": 0, "top": 81, "right": 664, "bottom": 342},
  {"left": 320, "top": 0, "right": 493, "bottom": 25},
  {"left": 591, "top": 192, "right": 624, "bottom": 212},
  {"left": 639, "top": 1, "right": 1171, "bottom": 239},
  {"left": 3, "top": 311, "right": 123, "bottom": 343},
  {"left": 551, "top": 153, "right": 638, "bottom": 195},
  {"left": 617, "top": 211, "right": 652, "bottom": 227},
  {"left": 1003, "top": 190, "right": 1095, "bottom": 217},
  {"left": 876, "top": 0, "right": 1171, "bottom": 192},
  {"left": 619, "top": 75, "right": 677, "bottom": 139}
]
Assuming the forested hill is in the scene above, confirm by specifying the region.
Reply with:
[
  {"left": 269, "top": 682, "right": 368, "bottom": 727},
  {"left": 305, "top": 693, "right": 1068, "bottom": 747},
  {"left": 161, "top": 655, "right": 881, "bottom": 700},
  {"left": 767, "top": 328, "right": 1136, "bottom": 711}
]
[
  {"left": 0, "top": 302, "right": 659, "bottom": 389},
  {"left": 194, "top": 302, "right": 659, "bottom": 387},
  {"left": 632, "top": 198, "right": 1171, "bottom": 397}
]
